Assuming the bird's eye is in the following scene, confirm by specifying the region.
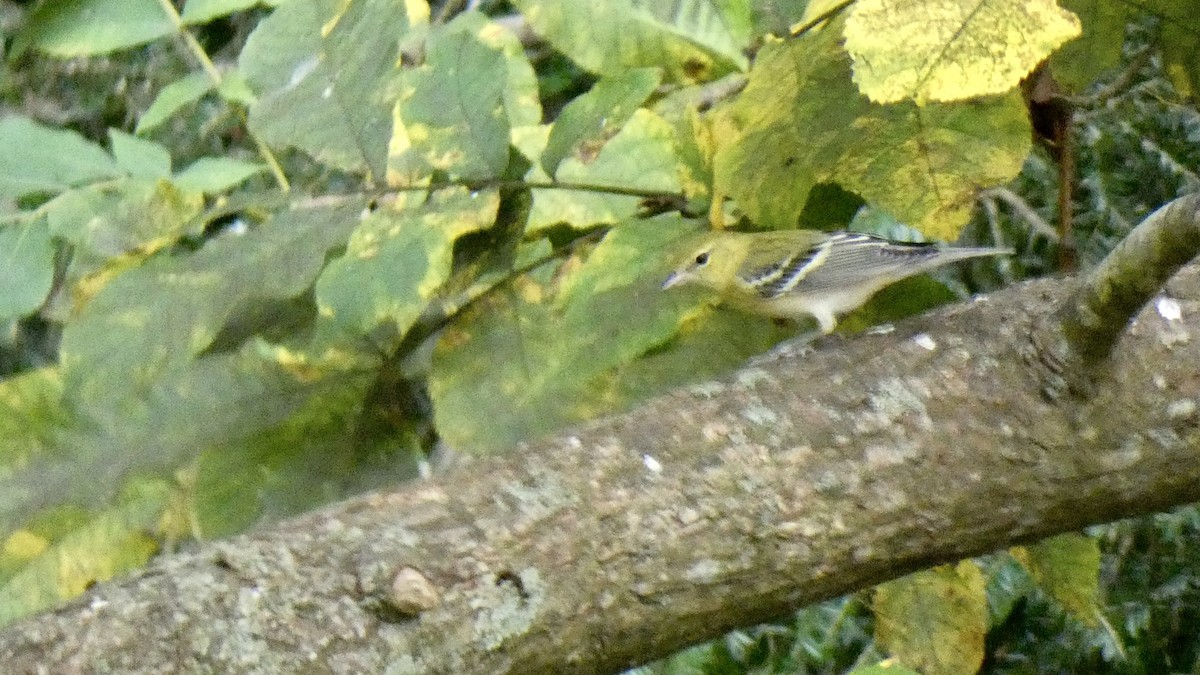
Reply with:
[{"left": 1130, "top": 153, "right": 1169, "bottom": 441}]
[{"left": 694, "top": 251, "right": 710, "bottom": 266}]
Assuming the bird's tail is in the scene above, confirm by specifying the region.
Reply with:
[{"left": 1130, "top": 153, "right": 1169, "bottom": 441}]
[{"left": 930, "top": 246, "right": 1013, "bottom": 265}]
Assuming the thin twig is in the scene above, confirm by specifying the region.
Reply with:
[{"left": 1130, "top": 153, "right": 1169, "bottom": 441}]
[
  {"left": 155, "top": 0, "right": 290, "bottom": 192},
  {"left": 1059, "top": 47, "right": 1155, "bottom": 109},
  {"left": 789, "top": 0, "right": 855, "bottom": 38},
  {"left": 979, "top": 187, "right": 1060, "bottom": 241}
]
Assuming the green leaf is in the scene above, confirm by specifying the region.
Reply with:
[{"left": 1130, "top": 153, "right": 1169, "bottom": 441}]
[
  {"left": 172, "top": 157, "right": 266, "bottom": 193},
  {"left": 60, "top": 200, "right": 367, "bottom": 403},
  {"left": 181, "top": 0, "right": 262, "bottom": 24},
  {"left": 848, "top": 664, "right": 922, "bottom": 675},
  {"left": 985, "top": 553, "right": 1036, "bottom": 627},
  {"left": 843, "top": 0, "right": 1081, "bottom": 104},
  {"left": 238, "top": 0, "right": 345, "bottom": 91},
  {"left": 1052, "top": 0, "right": 1133, "bottom": 91},
  {"left": 0, "top": 218, "right": 56, "bottom": 320},
  {"left": 215, "top": 69, "right": 256, "bottom": 106},
  {"left": 108, "top": 129, "right": 172, "bottom": 179},
  {"left": 511, "top": 0, "right": 751, "bottom": 83},
  {"left": 390, "top": 28, "right": 512, "bottom": 182},
  {"left": 430, "top": 215, "right": 788, "bottom": 454},
  {"left": 1160, "top": 0, "right": 1200, "bottom": 99},
  {"left": 0, "top": 369, "right": 70, "bottom": 475},
  {"left": 44, "top": 179, "right": 204, "bottom": 258},
  {"left": 524, "top": 109, "right": 683, "bottom": 233},
  {"left": 0, "top": 203, "right": 368, "bottom": 532},
  {"left": 713, "top": 22, "right": 1031, "bottom": 239},
  {"left": 135, "top": 71, "right": 215, "bottom": 134},
  {"left": 316, "top": 188, "right": 500, "bottom": 335},
  {"left": 874, "top": 561, "right": 988, "bottom": 675},
  {"left": 0, "top": 117, "right": 120, "bottom": 203},
  {"left": 189, "top": 371, "right": 378, "bottom": 538},
  {"left": 13, "top": 0, "right": 175, "bottom": 57},
  {"left": 0, "top": 478, "right": 170, "bottom": 628},
  {"left": 245, "top": 0, "right": 417, "bottom": 176},
  {"left": 439, "top": 11, "right": 542, "bottom": 129},
  {"left": 1011, "top": 533, "right": 1102, "bottom": 626},
  {"left": 542, "top": 67, "right": 663, "bottom": 177}
]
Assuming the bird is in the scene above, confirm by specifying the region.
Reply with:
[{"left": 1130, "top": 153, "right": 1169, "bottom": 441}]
[{"left": 661, "top": 229, "right": 1011, "bottom": 333}]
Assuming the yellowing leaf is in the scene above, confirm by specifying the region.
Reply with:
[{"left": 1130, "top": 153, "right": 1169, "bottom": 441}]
[
  {"left": 390, "top": 26, "right": 512, "bottom": 182},
  {"left": 315, "top": 188, "right": 500, "bottom": 335},
  {"left": 1011, "top": 533, "right": 1101, "bottom": 626},
  {"left": 525, "top": 109, "right": 683, "bottom": 233},
  {"left": 874, "top": 561, "right": 988, "bottom": 675},
  {"left": 245, "top": 0, "right": 413, "bottom": 176},
  {"left": 844, "top": 0, "right": 1082, "bottom": 104},
  {"left": 713, "top": 22, "right": 1031, "bottom": 239},
  {"left": 0, "top": 479, "right": 170, "bottom": 627},
  {"left": 3, "top": 531, "right": 48, "bottom": 561},
  {"left": 542, "top": 67, "right": 663, "bottom": 177},
  {"left": 430, "top": 215, "right": 788, "bottom": 454}
]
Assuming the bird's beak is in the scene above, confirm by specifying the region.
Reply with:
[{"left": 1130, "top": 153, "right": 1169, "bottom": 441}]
[{"left": 661, "top": 272, "right": 683, "bottom": 290}]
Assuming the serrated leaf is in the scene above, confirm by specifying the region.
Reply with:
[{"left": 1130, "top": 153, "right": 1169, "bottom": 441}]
[
  {"left": 246, "top": 0, "right": 415, "bottom": 176},
  {"left": 390, "top": 29, "right": 512, "bottom": 183},
  {"left": 511, "top": 0, "right": 751, "bottom": 83},
  {"left": 0, "top": 479, "right": 170, "bottom": 628},
  {"left": 542, "top": 67, "right": 663, "bottom": 177},
  {"left": 0, "top": 117, "right": 121, "bottom": 202},
  {"left": 135, "top": 71, "right": 215, "bottom": 134},
  {"left": 316, "top": 188, "right": 499, "bottom": 335},
  {"left": 430, "top": 215, "right": 788, "bottom": 454},
  {"left": 1011, "top": 533, "right": 1101, "bottom": 626},
  {"left": 713, "top": 22, "right": 1031, "bottom": 239},
  {"left": 108, "top": 129, "right": 172, "bottom": 179},
  {"left": 0, "top": 218, "right": 56, "bottom": 320},
  {"left": 44, "top": 179, "right": 204, "bottom": 259},
  {"left": 874, "top": 561, "right": 988, "bottom": 675},
  {"left": 844, "top": 0, "right": 1082, "bottom": 104},
  {"left": 173, "top": 157, "right": 266, "bottom": 193},
  {"left": 525, "top": 109, "right": 683, "bottom": 233},
  {"left": 181, "top": 0, "right": 262, "bottom": 24},
  {"left": 13, "top": 0, "right": 175, "bottom": 57}
]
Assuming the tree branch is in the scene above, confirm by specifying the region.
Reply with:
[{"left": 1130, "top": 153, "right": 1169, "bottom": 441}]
[
  {"left": 3, "top": 197, "right": 1200, "bottom": 673},
  {"left": 1044, "top": 193, "right": 1200, "bottom": 396}
]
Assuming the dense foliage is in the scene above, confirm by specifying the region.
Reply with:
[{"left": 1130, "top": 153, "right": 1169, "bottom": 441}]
[{"left": 1, "top": 0, "right": 1199, "bottom": 672}]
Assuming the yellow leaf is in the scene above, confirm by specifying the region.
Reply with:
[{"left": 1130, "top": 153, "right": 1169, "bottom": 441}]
[
  {"left": 874, "top": 561, "right": 988, "bottom": 675},
  {"left": 844, "top": 0, "right": 1082, "bottom": 104}
]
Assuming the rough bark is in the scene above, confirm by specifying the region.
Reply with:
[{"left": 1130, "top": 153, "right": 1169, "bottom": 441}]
[{"left": 3, "top": 253, "right": 1200, "bottom": 673}]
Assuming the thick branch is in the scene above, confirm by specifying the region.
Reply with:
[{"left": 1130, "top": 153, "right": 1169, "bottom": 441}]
[
  {"left": 1060, "top": 192, "right": 1200, "bottom": 364},
  {"left": 3, "top": 234, "right": 1200, "bottom": 673}
]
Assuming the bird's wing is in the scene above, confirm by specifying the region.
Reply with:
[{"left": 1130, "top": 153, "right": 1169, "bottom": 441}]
[
  {"left": 735, "top": 231, "right": 831, "bottom": 298},
  {"left": 754, "top": 233, "right": 942, "bottom": 299}
]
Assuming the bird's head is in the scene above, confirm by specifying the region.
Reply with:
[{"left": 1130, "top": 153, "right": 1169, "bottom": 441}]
[{"left": 661, "top": 234, "right": 747, "bottom": 293}]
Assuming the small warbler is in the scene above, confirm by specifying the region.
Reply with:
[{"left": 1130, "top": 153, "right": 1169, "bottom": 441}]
[{"left": 661, "top": 230, "right": 1011, "bottom": 333}]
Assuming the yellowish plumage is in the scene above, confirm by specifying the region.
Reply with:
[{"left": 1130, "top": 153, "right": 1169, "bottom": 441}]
[{"left": 662, "top": 230, "right": 1010, "bottom": 333}]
